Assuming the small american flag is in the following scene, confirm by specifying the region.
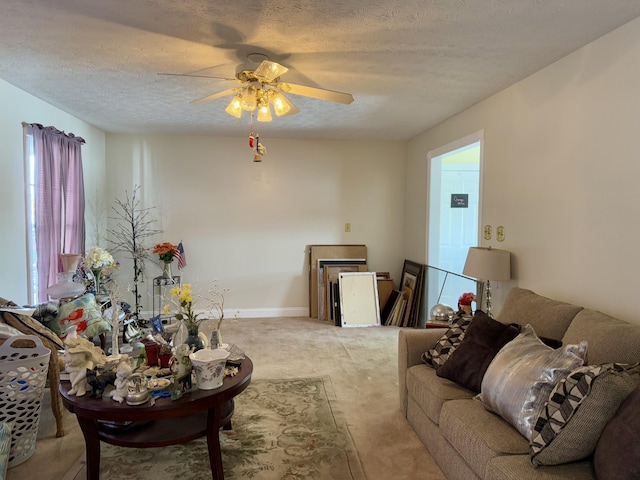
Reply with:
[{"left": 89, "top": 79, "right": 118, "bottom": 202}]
[{"left": 176, "top": 242, "right": 187, "bottom": 270}]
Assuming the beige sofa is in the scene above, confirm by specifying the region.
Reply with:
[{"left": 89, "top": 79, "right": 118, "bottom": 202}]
[{"left": 398, "top": 288, "right": 640, "bottom": 480}]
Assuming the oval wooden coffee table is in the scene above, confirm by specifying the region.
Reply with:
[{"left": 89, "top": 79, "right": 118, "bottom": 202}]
[{"left": 61, "top": 356, "right": 252, "bottom": 480}]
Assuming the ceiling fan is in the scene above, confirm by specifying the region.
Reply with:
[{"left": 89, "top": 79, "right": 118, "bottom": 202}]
[{"left": 161, "top": 53, "right": 354, "bottom": 122}]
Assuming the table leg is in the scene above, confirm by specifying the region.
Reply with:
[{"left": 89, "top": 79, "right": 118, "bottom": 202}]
[
  {"left": 76, "top": 416, "right": 101, "bottom": 480},
  {"left": 206, "top": 406, "right": 224, "bottom": 480}
]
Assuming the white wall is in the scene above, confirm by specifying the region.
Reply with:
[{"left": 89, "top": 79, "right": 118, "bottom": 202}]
[
  {"left": 0, "top": 80, "right": 106, "bottom": 305},
  {"left": 106, "top": 134, "right": 406, "bottom": 317},
  {"left": 407, "top": 17, "right": 640, "bottom": 324}
]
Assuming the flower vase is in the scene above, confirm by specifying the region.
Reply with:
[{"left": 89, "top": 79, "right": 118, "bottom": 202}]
[
  {"left": 184, "top": 326, "right": 205, "bottom": 352},
  {"left": 91, "top": 268, "right": 103, "bottom": 294},
  {"left": 162, "top": 261, "right": 173, "bottom": 280}
]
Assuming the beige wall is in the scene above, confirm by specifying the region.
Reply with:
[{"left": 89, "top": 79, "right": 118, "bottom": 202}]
[
  {"left": 0, "top": 80, "right": 106, "bottom": 305},
  {"left": 407, "top": 17, "right": 640, "bottom": 324},
  {"left": 105, "top": 134, "right": 406, "bottom": 317}
]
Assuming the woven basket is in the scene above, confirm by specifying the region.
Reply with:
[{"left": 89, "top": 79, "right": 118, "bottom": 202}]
[{"left": 0, "top": 335, "right": 51, "bottom": 468}]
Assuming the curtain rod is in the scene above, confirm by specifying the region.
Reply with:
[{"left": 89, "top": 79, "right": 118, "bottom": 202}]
[{"left": 22, "top": 122, "right": 86, "bottom": 144}]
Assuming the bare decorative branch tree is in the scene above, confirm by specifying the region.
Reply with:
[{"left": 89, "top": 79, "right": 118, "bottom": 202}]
[{"left": 107, "top": 186, "right": 161, "bottom": 320}]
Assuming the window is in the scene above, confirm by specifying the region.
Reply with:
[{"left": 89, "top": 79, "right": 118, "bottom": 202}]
[{"left": 23, "top": 123, "right": 86, "bottom": 304}]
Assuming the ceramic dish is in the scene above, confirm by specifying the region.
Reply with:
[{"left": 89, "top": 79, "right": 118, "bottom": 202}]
[
  {"left": 147, "top": 378, "right": 171, "bottom": 388},
  {"left": 147, "top": 378, "right": 171, "bottom": 389}
]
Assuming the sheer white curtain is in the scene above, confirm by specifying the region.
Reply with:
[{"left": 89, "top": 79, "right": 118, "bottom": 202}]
[{"left": 24, "top": 123, "right": 86, "bottom": 303}]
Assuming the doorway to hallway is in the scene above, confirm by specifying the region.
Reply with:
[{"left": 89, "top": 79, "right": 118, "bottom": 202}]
[{"left": 426, "top": 131, "right": 483, "bottom": 313}]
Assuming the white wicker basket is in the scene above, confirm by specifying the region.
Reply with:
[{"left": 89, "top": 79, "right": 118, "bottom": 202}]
[{"left": 0, "top": 335, "right": 51, "bottom": 468}]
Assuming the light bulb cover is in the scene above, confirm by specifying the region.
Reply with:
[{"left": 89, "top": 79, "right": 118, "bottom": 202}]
[
  {"left": 257, "top": 104, "right": 272, "bottom": 122},
  {"left": 240, "top": 87, "right": 257, "bottom": 111},
  {"left": 254, "top": 60, "right": 288, "bottom": 82},
  {"left": 225, "top": 94, "right": 243, "bottom": 118},
  {"left": 270, "top": 91, "right": 298, "bottom": 116}
]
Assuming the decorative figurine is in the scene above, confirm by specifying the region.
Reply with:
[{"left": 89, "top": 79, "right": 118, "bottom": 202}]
[
  {"left": 63, "top": 336, "right": 107, "bottom": 396},
  {"left": 86, "top": 366, "right": 117, "bottom": 398},
  {"left": 169, "top": 343, "right": 193, "bottom": 399},
  {"left": 109, "top": 357, "right": 134, "bottom": 403}
]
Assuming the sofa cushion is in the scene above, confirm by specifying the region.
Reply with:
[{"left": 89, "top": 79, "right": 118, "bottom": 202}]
[
  {"left": 421, "top": 312, "right": 472, "bottom": 369},
  {"left": 594, "top": 384, "right": 640, "bottom": 480},
  {"left": 439, "top": 398, "right": 529, "bottom": 478},
  {"left": 498, "top": 288, "right": 582, "bottom": 341},
  {"left": 486, "top": 455, "right": 595, "bottom": 480},
  {"left": 51, "top": 293, "right": 110, "bottom": 340},
  {"left": 480, "top": 325, "right": 587, "bottom": 441},
  {"left": 406, "top": 364, "right": 475, "bottom": 424},
  {"left": 562, "top": 309, "right": 640, "bottom": 365},
  {"left": 436, "top": 311, "right": 521, "bottom": 393},
  {"left": 530, "top": 362, "right": 640, "bottom": 466}
]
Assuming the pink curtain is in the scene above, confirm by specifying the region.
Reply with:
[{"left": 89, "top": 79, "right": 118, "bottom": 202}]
[{"left": 27, "top": 124, "right": 86, "bottom": 303}]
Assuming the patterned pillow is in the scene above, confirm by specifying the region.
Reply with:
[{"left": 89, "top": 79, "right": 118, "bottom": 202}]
[
  {"left": 421, "top": 312, "right": 473, "bottom": 369},
  {"left": 52, "top": 293, "right": 110, "bottom": 340},
  {"left": 530, "top": 362, "right": 640, "bottom": 466}
]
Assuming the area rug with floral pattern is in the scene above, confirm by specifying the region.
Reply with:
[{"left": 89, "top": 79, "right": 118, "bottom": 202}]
[{"left": 63, "top": 377, "right": 366, "bottom": 480}]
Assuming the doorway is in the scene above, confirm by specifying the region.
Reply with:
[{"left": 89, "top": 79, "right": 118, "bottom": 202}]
[{"left": 426, "top": 131, "right": 483, "bottom": 312}]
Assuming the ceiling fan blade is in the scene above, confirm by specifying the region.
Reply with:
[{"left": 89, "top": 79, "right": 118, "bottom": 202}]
[
  {"left": 158, "top": 72, "right": 236, "bottom": 81},
  {"left": 277, "top": 82, "right": 354, "bottom": 104},
  {"left": 191, "top": 88, "right": 241, "bottom": 104}
]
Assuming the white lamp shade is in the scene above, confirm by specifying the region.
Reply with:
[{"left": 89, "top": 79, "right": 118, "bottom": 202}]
[{"left": 463, "top": 247, "right": 511, "bottom": 281}]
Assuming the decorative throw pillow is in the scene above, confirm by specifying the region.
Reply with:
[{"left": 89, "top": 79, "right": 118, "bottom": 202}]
[
  {"left": 52, "top": 293, "right": 110, "bottom": 340},
  {"left": 530, "top": 362, "right": 640, "bottom": 466},
  {"left": 421, "top": 312, "right": 473, "bottom": 369},
  {"left": 436, "top": 311, "right": 521, "bottom": 392},
  {"left": 593, "top": 384, "right": 640, "bottom": 480},
  {"left": 480, "top": 325, "right": 587, "bottom": 441}
]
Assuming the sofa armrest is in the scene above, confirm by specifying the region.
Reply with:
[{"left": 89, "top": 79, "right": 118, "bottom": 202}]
[{"left": 398, "top": 327, "right": 447, "bottom": 416}]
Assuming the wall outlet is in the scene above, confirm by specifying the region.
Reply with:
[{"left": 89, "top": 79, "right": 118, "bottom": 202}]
[{"left": 345, "top": 222, "right": 351, "bottom": 233}]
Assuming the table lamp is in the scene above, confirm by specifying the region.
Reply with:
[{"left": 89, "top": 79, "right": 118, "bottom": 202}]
[{"left": 462, "top": 246, "right": 511, "bottom": 317}]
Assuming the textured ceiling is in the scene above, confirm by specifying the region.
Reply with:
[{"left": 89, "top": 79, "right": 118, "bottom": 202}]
[{"left": 2, "top": 1, "right": 640, "bottom": 141}]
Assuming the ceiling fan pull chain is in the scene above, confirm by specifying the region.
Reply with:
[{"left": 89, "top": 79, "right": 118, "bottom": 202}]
[{"left": 248, "top": 113, "right": 255, "bottom": 148}]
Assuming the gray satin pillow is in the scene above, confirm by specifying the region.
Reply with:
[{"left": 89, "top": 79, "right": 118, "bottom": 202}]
[{"left": 480, "top": 324, "right": 587, "bottom": 440}]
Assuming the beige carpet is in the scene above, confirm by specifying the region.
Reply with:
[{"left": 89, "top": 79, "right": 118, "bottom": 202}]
[{"left": 8, "top": 317, "right": 446, "bottom": 480}]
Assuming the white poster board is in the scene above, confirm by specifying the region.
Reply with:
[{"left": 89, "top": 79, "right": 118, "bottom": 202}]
[{"left": 338, "top": 272, "right": 380, "bottom": 327}]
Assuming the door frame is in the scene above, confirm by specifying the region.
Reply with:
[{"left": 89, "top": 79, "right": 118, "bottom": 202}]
[{"left": 425, "top": 129, "right": 485, "bottom": 265}]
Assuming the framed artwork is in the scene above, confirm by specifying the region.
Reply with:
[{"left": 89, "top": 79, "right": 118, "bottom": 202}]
[
  {"left": 338, "top": 272, "right": 380, "bottom": 327},
  {"left": 400, "top": 260, "right": 426, "bottom": 327}
]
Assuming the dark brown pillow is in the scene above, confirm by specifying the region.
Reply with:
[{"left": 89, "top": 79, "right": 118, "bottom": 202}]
[
  {"left": 593, "top": 384, "right": 640, "bottom": 480},
  {"left": 436, "top": 311, "right": 521, "bottom": 392}
]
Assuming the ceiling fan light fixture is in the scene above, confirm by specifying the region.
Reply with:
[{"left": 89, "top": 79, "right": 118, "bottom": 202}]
[
  {"left": 257, "top": 103, "right": 272, "bottom": 122},
  {"left": 270, "top": 91, "right": 296, "bottom": 116},
  {"left": 254, "top": 60, "right": 288, "bottom": 83},
  {"left": 240, "top": 86, "right": 257, "bottom": 111},
  {"left": 225, "top": 94, "right": 243, "bottom": 118}
]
